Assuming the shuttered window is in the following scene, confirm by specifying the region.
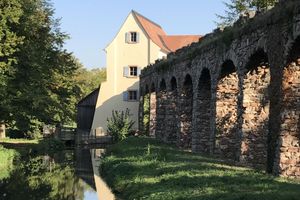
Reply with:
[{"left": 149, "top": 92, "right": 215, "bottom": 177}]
[
  {"left": 124, "top": 66, "right": 141, "bottom": 77},
  {"left": 123, "top": 90, "right": 139, "bottom": 101},
  {"left": 125, "top": 32, "right": 139, "bottom": 43}
]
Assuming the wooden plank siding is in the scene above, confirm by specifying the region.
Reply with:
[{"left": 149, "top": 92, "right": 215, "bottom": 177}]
[{"left": 76, "top": 88, "right": 99, "bottom": 132}]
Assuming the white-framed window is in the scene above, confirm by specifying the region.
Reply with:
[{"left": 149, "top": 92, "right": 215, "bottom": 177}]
[
  {"left": 130, "top": 66, "right": 138, "bottom": 76},
  {"left": 125, "top": 32, "right": 139, "bottom": 43},
  {"left": 123, "top": 90, "right": 138, "bottom": 101},
  {"left": 130, "top": 32, "right": 137, "bottom": 42},
  {"left": 123, "top": 66, "right": 141, "bottom": 77}
]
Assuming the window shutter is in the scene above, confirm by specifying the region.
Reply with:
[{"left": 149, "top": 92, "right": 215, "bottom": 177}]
[
  {"left": 125, "top": 32, "right": 129, "bottom": 43},
  {"left": 137, "top": 67, "right": 141, "bottom": 76},
  {"left": 136, "top": 32, "right": 140, "bottom": 43},
  {"left": 123, "top": 66, "right": 129, "bottom": 77},
  {"left": 123, "top": 91, "right": 128, "bottom": 101}
]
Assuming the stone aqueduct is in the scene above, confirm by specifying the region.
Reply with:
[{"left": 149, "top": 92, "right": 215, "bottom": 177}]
[{"left": 138, "top": 0, "right": 300, "bottom": 178}]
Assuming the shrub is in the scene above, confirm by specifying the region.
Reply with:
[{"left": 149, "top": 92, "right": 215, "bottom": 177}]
[{"left": 107, "top": 109, "right": 135, "bottom": 142}]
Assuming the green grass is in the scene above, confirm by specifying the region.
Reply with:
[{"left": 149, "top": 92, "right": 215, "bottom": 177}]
[
  {"left": 0, "top": 138, "right": 39, "bottom": 144},
  {"left": 0, "top": 145, "right": 19, "bottom": 180},
  {"left": 100, "top": 137, "right": 300, "bottom": 200}
]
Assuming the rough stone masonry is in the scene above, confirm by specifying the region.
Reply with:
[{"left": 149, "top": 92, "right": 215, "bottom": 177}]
[{"left": 139, "top": 0, "right": 300, "bottom": 178}]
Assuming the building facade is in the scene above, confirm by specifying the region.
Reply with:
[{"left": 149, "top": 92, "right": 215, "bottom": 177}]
[{"left": 91, "top": 10, "right": 200, "bottom": 134}]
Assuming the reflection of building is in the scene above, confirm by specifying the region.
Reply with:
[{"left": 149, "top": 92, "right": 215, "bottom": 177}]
[
  {"left": 75, "top": 148, "right": 96, "bottom": 191},
  {"left": 91, "top": 10, "right": 201, "bottom": 134}
]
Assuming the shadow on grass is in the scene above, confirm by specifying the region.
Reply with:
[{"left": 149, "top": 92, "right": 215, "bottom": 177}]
[{"left": 100, "top": 137, "right": 300, "bottom": 200}]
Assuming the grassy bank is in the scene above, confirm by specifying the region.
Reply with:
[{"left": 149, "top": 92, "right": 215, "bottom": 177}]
[
  {"left": 0, "top": 146, "right": 19, "bottom": 180},
  {"left": 100, "top": 137, "right": 300, "bottom": 200},
  {"left": 0, "top": 137, "right": 65, "bottom": 155}
]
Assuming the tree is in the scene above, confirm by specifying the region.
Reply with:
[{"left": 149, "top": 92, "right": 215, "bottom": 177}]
[
  {"left": 74, "top": 66, "right": 106, "bottom": 99},
  {"left": 0, "top": 0, "right": 23, "bottom": 125},
  {"left": 0, "top": 0, "right": 80, "bottom": 138},
  {"left": 217, "top": 0, "right": 278, "bottom": 27}
]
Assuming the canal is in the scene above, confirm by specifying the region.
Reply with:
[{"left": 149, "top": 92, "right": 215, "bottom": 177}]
[{"left": 0, "top": 147, "right": 115, "bottom": 200}]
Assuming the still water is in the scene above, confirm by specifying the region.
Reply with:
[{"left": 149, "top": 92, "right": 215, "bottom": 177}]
[{"left": 0, "top": 148, "right": 114, "bottom": 200}]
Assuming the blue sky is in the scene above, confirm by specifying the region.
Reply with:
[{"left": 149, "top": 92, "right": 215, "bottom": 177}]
[{"left": 51, "top": 0, "right": 230, "bottom": 69}]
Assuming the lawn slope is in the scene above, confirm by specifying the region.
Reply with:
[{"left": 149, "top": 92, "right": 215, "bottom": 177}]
[{"left": 100, "top": 137, "right": 300, "bottom": 200}]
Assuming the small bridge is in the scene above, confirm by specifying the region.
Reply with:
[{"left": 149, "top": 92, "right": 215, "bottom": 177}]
[{"left": 56, "top": 127, "right": 112, "bottom": 146}]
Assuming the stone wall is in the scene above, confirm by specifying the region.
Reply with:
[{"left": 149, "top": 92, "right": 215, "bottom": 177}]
[
  {"left": 278, "top": 62, "right": 300, "bottom": 177},
  {"left": 139, "top": 0, "right": 300, "bottom": 178},
  {"left": 215, "top": 70, "right": 239, "bottom": 160}
]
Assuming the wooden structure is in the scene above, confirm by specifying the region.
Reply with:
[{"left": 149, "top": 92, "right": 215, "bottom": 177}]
[
  {"left": 76, "top": 129, "right": 112, "bottom": 146},
  {"left": 77, "top": 88, "right": 99, "bottom": 132},
  {"left": 57, "top": 127, "right": 76, "bottom": 141}
]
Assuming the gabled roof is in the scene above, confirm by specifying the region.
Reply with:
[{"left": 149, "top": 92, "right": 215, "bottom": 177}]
[
  {"left": 132, "top": 10, "right": 201, "bottom": 53},
  {"left": 132, "top": 10, "right": 169, "bottom": 52},
  {"left": 77, "top": 87, "right": 100, "bottom": 106}
]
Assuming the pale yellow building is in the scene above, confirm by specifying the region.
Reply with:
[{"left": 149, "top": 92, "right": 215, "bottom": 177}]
[{"left": 91, "top": 10, "right": 200, "bottom": 134}]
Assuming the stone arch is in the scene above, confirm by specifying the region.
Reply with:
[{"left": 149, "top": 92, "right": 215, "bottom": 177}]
[
  {"left": 149, "top": 82, "right": 157, "bottom": 137},
  {"left": 194, "top": 68, "right": 212, "bottom": 153},
  {"left": 215, "top": 60, "right": 239, "bottom": 159},
  {"left": 241, "top": 48, "right": 270, "bottom": 168},
  {"left": 156, "top": 78, "right": 168, "bottom": 141},
  {"left": 178, "top": 74, "right": 193, "bottom": 148},
  {"left": 162, "top": 76, "right": 179, "bottom": 144},
  {"left": 276, "top": 36, "right": 300, "bottom": 177}
]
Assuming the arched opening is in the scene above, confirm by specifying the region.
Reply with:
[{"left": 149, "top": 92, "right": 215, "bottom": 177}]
[
  {"left": 163, "top": 77, "right": 178, "bottom": 144},
  {"left": 276, "top": 36, "right": 300, "bottom": 177},
  {"left": 179, "top": 74, "right": 193, "bottom": 148},
  {"left": 194, "top": 68, "right": 212, "bottom": 153},
  {"left": 159, "top": 79, "right": 167, "bottom": 91},
  {"left": 215, "top": 60, "right": 239, "bottom": 159},
  {"left": 149, "top": 83, "right": 157, "bottom": 137},
  {"left": 171, "top": 77, "right": 177, "bottom": 91},
  {"left": 142, "top": 85, "right": 150, "bottom": 135},
  {"left": 241, "top": 49, "right": 270, "bottom": 168},
  {"left": 156, "top": 79, "right": 167, "bottom": 141}
]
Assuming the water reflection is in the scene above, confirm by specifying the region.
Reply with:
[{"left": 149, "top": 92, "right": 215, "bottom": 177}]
[
  {"left": 0, "top": 148, "right": 104, "bottom": 200},
  {"left": 90, "top": 149, "right": 115, "bottom": 200}
]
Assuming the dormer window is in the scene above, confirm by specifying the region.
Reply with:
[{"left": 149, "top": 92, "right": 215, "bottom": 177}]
[{"left": 125, "top": 32, "right": 139, "bottom": 43}]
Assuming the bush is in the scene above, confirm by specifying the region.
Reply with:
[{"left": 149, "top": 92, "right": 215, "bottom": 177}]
[{"left": 107, "top": 109, "right": 134, "bottom": 142}]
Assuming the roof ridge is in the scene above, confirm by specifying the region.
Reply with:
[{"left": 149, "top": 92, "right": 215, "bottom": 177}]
[
  {"left": 132, "top": 10, "right": 162, "bottom": 29},
  {"left": 162, "top": 35, "right": 202, "bottom": 37}
]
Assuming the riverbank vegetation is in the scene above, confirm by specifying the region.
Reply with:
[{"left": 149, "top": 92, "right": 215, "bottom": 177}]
[{"left": 100, "top": 137, "right": 300, "bottom": 200}]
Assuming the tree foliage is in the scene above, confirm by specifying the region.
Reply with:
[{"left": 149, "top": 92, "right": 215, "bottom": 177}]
[
  {"left": 217, "top": 0, "right": 278, "bottom": 27},
  {"left": 74, "top": 66, "right": 106, "bottom": 99},
  {"left": 0, "top": 0, "right": 88, "bottom": 138}
]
